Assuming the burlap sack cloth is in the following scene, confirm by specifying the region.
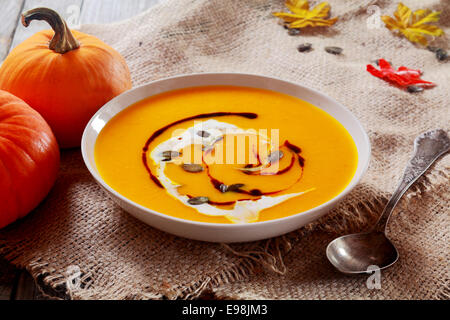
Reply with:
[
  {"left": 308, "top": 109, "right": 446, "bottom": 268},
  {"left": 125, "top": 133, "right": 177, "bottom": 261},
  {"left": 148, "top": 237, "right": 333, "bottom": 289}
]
[{"left": 0, "top": 0, "right": 449, "bottom": 300}]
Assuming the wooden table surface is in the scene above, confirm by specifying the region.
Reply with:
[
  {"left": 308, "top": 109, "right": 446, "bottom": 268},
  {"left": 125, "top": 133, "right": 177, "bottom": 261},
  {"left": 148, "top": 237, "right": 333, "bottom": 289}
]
[{"left": 0, "top": 0, "right": 161, "bottom": 300}]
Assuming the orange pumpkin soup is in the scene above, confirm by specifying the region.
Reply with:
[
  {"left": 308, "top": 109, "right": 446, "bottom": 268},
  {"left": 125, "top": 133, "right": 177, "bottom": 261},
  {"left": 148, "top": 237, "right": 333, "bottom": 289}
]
[{"left": 94, "top": 86, "right": 358, "bottom": 224}]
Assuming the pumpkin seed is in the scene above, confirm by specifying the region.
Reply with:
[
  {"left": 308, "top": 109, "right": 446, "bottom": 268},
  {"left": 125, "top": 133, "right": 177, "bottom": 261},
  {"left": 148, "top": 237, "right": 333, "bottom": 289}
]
[
  {"left": 182, "top": 163, "right": 204, "bottom": 173},
  {"left": 297, "top": 43, "right": 312, "bottom": 52},
  {"left": 238, "top": 165, "right": 263, "bottom": 173},
  {"left": 436, "top": 49, "right": 448, "bottom": 61},
  {"left": 427, "top": 46, "right": 439, "bottom": 53},
  {"left": 227, "top": 183, "right": 245, "bottom": 192},
  {"left": 161, "top": 151, "right": 180, "bottom": 161},
  {"left": 407, "top": 85, "right": 424, "bottom": 93},
  {"left": 197, "top": 130, "right": 210, "bottom": 138},
  {"left": 267, "top": 150, "right": 284, "bottom": 163},
  {"left": 219, "top": 183, "right": 244, "bottom": 193},
  {"left": 188, "top": 197, "right": 209, "bottom": 205},
  {"left": 325, "top": 46, "right": 343, "bottom": 55},
  {"left": 239, "top": 151, "right": 284, "bottom": 173},
  {"left": 288, "top": 28, "right": 301, "bottom": 36}
]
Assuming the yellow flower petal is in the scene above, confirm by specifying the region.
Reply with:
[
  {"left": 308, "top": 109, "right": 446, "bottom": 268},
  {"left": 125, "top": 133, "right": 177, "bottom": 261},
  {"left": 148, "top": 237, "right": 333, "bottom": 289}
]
[
  {"left": 381, "top": 15, "right": 401, "bottom": 30},
  {"left": 273, "top": 0, "right": 338, "bottom": 29},
  {"left": 309, "top": 2, "right": 331, "bottom": 19},
  {"left": 412, "top": 11, "right": 441, "bottom": 27},
  {"left": 412, "top": 9, "right": 430, "bottom": 23},
  {"left": 272, "top": 12, "right": 305, "bottom": 23},
  {"left": 408, "top": 25, "right": 444, "bottom": 36},
  {"left": 285, "top": 0, "right": 309, "bottom": 13},
  {"left": 394, "top": 3, "right": 412, "bottom": 28},
  {"left": 401, "top": 30, "right": 428, "bottom": 46},
  {"left": 382, "top": 2, "right": 443, "bottom": 46}
]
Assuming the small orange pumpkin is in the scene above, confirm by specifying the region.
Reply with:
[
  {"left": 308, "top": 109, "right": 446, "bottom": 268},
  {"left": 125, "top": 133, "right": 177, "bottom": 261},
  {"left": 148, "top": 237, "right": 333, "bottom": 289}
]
[
  {"left": 0, "top": 90, "right": 60, "bottom": 229},
  {"left": 0, "top": 7, "right": 132, "bottom": 148}
]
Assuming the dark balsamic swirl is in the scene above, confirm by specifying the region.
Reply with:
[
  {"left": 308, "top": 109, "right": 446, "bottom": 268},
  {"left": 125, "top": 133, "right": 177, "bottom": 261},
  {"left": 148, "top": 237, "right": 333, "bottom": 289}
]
[
  {"left": 141, "top": 112, "right": 305, "bottom": 206},
  {"left": 142, "top": 112, "right": 258, "bottom": 188}
]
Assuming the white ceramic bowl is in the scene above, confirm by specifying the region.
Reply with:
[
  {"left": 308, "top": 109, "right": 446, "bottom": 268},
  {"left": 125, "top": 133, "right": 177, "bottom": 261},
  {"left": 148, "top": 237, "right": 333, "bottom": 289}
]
[{"left": 82, "top": 73, "right": 370, "bottom": 243}]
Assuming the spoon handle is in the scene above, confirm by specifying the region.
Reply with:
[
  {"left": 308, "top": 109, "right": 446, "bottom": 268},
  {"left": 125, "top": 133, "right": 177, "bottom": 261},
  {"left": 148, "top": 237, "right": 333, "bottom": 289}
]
[{"left": 373, "top": 129, "right": 450, "bottom": 233}]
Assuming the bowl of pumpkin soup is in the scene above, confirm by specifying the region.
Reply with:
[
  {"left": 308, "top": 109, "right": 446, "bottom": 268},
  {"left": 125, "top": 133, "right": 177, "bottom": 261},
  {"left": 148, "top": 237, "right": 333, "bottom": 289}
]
[{"left": 81, "top": 73, "right": 370, "bottom": 243}]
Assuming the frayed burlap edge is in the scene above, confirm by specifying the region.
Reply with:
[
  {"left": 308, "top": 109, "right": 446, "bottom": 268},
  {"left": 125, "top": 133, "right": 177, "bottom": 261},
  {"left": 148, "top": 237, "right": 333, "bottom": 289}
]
[
  {"left": 436, "top": 279, "right": 450, "bottom": 300},
  {"left": 1, "top": 165, "right": 447, "bottom": 300}
]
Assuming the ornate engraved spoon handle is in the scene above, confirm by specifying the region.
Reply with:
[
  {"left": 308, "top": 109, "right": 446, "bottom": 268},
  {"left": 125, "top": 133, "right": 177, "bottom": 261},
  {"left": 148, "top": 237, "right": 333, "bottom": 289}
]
[{"left": 373, "top": 129, "right": 450, "bottom": 233}]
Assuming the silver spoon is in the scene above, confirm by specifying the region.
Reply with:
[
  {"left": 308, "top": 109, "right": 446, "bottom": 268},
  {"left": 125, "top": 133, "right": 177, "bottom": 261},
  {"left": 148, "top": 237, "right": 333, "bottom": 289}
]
[{"left": 326, "top": 129, "right": 450, "bottom": 274}]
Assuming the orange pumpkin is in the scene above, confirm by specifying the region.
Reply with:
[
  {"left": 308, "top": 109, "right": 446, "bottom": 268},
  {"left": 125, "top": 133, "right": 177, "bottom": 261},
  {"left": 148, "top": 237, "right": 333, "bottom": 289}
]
[
  {"left": 0, "top": 7, "right": 132, "bottom": 148},
  {"left": 0, "top": 90, "right": 60, "bottom": 229}
]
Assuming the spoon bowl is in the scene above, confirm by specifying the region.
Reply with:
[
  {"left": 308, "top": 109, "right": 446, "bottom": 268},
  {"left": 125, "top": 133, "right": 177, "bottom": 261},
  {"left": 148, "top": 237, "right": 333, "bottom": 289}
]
[
  {"left": 326, "top": 129, "right": 449, "bottom": 274},
  {"left": 326, "top": 231, "right": 399, "bottom": 274}
]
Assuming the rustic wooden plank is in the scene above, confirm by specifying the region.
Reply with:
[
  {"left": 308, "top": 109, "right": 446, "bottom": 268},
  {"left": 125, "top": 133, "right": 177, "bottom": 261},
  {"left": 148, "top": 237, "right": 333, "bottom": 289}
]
[
  {"left": 9, "top": 0, "right": 84, "bottom": 52},
  {"left": 0, "top": 0, "right": 24, "bottom": 60},
  {"left": 0, "top": 258, "right": 18, "bottom": 300},
  {"left": 80, "top": 0, "right": 160, "bottom": 24}
]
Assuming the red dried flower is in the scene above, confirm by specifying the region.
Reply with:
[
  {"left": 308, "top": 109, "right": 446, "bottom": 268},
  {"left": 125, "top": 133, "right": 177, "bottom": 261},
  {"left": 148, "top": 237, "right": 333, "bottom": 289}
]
[{"left": 366, "top": 59, "right": 435, "bottom": 88}]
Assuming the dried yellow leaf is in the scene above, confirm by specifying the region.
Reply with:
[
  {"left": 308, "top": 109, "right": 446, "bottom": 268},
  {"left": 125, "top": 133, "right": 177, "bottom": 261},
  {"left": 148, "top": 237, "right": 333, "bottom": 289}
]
[
  {"left": 273, "top": 0, "right": 338, "bottom": 29},
  {"left": 381, "top": 2, "right": 444, "bottom": 46}
]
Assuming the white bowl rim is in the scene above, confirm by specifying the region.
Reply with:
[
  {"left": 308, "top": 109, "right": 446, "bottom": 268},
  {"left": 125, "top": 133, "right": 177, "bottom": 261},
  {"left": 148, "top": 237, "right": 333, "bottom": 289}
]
[{"left": 81, "top": 72, "right": 371, "bottom": 229}]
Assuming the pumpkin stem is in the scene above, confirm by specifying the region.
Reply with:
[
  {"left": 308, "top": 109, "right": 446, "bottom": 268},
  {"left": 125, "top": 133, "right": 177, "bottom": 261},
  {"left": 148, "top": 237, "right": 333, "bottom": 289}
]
[{"left": 21, "top": 7, "right": 80, "bottom": 54}]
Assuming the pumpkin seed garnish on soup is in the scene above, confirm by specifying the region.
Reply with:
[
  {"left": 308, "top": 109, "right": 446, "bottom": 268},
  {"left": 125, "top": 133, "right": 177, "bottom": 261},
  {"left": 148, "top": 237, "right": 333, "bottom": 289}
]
[
  {"left": 325, "top": 46, "right": 343, "bottom": 55},
  {"left": 197, "top": 130, "right": 211, "bottom": 138},
  {"left": 219, "top": 183, "right": 245, "bottom": 193},
  {"left": 188, "top": 197, "right": 209, "bottom": 205},
  {"left": 268, "top": 150, "right": 284, "bottom": 163},
  {"left": 239, "top": 166, "right": 264, "bottom": 173},
  {"left": 218, "top": 184, "right": 228, "bottom": 193},
  {"left": 182, "top": 163, "right": 204, "bottom": 173},
  {"left": 162, "top": 151, "right": 180, "bottom": 161},
  {"left": 238, "top": 150, "right": 284, "bottom": 174},
  {"left": 226, "top": 184, "right": 245, "bottom": 192}
]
